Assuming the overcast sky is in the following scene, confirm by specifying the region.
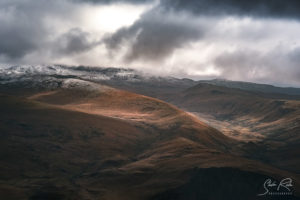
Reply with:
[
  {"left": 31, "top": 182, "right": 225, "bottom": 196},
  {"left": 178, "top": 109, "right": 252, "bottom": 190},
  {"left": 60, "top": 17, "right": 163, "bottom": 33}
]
[{"left": 1, "top": 0, "right": 300, "bottom": 86}]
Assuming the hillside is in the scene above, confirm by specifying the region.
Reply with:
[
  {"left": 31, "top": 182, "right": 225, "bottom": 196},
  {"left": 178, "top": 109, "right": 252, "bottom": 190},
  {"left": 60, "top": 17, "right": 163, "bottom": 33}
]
[
  {"left": 1, "top": 65, "right": 300, "bottom": 199},
  {"left": 199, "top": 79, "right": 300, "bottom": 97},
  {"left": 158, "top": 83, "right": 300, "bottom": 173},
  {"left": 1, "top": 79, "right": 299, "bottom": 199}
]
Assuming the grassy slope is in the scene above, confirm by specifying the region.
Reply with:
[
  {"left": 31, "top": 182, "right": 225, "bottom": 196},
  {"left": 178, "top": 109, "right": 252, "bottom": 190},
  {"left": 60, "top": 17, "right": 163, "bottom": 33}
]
[
  {"left": 158, "top": 83, "right": 300, "bottom": 173},
  {"left": 0, "top": 84, "right": 300, "bottom": 199}
]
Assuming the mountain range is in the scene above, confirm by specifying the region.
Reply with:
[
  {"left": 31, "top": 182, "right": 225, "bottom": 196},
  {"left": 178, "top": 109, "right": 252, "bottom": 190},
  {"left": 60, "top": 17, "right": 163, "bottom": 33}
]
[{"left": 0, "top": 65, "right": 299, "bottom": 200}]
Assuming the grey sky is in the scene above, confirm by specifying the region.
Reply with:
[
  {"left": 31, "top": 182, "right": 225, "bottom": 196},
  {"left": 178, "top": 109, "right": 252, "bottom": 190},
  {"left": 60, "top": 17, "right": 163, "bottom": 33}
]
[{"left": 0, "top": 0, "right": 300, "bottom": 86}]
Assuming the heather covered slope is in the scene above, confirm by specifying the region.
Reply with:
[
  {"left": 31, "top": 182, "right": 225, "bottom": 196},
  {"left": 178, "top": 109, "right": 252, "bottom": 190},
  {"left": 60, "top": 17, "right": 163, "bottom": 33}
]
[
  {"left": 28, "top": 81, "right": 234, "bottom": 150},
  {"left": 1, "top": 66, "right": 300, "bottom": 199},
  {"left": 150, "top": 82, "right": 299, "bottom": 141},
  {"left": 159, "top": 83, "right": 300, "bottom": 173},
  {"left": 1, "top": 82, "right": 299, "bottom": 199}
]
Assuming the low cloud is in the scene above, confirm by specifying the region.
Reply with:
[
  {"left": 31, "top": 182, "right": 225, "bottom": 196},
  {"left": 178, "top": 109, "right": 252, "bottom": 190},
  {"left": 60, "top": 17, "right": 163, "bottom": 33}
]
[{"left": 214, "top": 47, "right": 300, "bottom": 86}]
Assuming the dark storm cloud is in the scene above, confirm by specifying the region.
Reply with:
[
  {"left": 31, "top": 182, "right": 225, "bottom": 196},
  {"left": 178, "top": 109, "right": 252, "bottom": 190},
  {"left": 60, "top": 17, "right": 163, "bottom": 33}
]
[
  {"left": 102, "top": 0, "right": 300, "bottom": 63},
  {"left": 0, "top": 0, "right": 65, "bottom": 60},
  {"left": 1, "top": 0, "right": 300, "bottom": 62},
  {"left": 161, "top": 0, "right": 300, "bottom": 19},
  {"left": 104, "top": 9, "right": 206, "bottom": 62},
  {"left": 0, "top": 22, "right": 40, "bottom": 59},
  {"left": 53, "top": 28, "right": 99, "bottom": 56},
  {"left": 0, "top": 0, "right": 299, "bottom": 87},
  {"left": 0, "top": 1, "right": 49, "bottom": 59},
  {"left": 73, "top": 0, "right": 151, "bottom": 4},
  {"left": 76, "top": 0, "right": 300, "bottom": 19},
  {"left": 0, "top": 0, "right": 98, "bottom": 61}
]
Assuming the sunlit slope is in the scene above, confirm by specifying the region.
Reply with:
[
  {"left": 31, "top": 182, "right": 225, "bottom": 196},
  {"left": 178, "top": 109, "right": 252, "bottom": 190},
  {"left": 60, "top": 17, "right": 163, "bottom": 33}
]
[
  {"left": 29, "top": 81, "right": 235, "bottom": 150},
  {"left": 1, "top": 81, "right": 300, "bottom": 199},
  {"left": 165, "top": 83, "right": 300, "bottom": 140}
]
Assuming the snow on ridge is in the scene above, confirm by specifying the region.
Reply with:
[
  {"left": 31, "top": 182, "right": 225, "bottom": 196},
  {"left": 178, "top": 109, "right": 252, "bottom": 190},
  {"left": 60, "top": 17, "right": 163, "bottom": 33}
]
[
  {"left": 0, "top": 65, "right": 109, "bottom": 82},
  {"left": 0, "top": 64, "right": 145, "bottom": 85},
  {"left": 0, "top": 65, "right": 61, "bottom": 77},
  {"left": 1, "top": 65, "right": 139, "bottom": 77},
  {"left": 62, "top": 78, "right": 114, "bottom": 92},
  {"left": 62, "top": 78, "right": 102, "bottom": 91}
]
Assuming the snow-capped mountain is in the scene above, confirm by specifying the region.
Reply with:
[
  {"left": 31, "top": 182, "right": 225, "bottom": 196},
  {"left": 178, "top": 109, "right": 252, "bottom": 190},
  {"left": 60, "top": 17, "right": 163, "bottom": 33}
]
[
  {"left": 0, "top": 65, "right": 148, "bottom": 90},
  {"left": 0, "top": 65, "right": 139, "bottom": 83},
  {"left": 0, "top": 65, "right": 197, "bottom": 92}
]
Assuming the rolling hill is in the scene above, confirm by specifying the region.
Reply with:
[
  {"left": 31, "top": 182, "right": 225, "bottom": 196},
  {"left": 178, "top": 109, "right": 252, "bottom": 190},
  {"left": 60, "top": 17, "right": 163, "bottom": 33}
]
[
  {"left": 1, "top": 65, "right": 300, "bottom": 199},
  {"left": 0, "top": 79, "right": 299, "bottom": 199},
  {"left": 198, "top": 79, "right": 300, "bottom": 97},
  {"left": 155, "top": 83, "right": 300, "bottom": 173}
]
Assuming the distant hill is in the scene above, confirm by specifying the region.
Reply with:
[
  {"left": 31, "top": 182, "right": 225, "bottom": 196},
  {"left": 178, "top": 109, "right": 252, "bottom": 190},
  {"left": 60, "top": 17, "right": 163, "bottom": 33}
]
[
  {"left": 199, "top": 79, "right": 300, "bottom": 96},
  {"left": 2, "top": 65, "right": 300, "bottom": 98},
  {"left": 161, "top": 82, "right": 300, "bottom": 173}
]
